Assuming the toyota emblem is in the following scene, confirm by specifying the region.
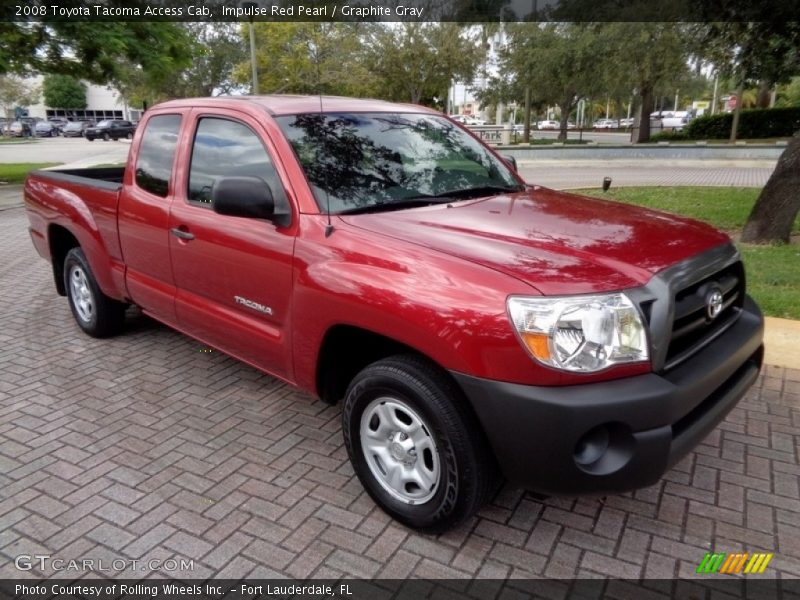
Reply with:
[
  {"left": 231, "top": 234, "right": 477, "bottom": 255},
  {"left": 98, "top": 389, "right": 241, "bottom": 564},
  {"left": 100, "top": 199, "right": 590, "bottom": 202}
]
[{"left": 706, "top": 288, "right": 724, "bottom": 320}]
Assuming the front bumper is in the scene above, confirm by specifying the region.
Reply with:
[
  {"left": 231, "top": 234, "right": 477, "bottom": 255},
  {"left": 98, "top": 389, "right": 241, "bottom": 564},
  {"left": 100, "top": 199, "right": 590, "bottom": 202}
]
[{"left": 453, "top": 295, "right": 764, "bottom": 495}]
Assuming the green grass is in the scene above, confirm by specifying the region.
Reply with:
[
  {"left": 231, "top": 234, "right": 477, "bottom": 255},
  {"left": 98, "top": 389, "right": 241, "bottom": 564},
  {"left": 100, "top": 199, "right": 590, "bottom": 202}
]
[
  {"left": 0, "top": 163, "right": 61, "bottom": 184},
  {"left": 738, "top": 244, "right": 800, "bottom": 320},
  {"left": 0, "top": 137, "right": 36, "bottom": 144},
  {"left": 575, "top": 186, "right": 800, "bottom": 320}
]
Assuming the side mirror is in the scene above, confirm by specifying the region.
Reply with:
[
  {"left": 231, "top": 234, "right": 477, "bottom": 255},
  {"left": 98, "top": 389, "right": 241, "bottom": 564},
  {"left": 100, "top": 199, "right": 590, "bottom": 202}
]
[
  {"left": 212, "top": 176, "right": 276, "bottom": 221},
  {"left": 501, "top": 154, "right": 518, "bottom": 172}
]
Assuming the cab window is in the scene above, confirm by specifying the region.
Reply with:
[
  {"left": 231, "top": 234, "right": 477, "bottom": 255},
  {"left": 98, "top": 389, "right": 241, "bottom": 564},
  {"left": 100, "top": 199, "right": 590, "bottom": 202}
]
[
  {"left": 134, "top": 115, "right": 182, "bottom": 197},
  {"left": 187, "top": 117, "right": 289, "bottom": 215}
]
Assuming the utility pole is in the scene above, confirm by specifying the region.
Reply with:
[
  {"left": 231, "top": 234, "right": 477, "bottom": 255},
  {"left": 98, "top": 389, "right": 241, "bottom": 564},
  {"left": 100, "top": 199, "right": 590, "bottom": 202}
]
[
  {"left": 711, "top": 74, "right": 719, "bottom": 115},
  {"left": 244, "top": 2, "right": 259, "bottom": 94}
]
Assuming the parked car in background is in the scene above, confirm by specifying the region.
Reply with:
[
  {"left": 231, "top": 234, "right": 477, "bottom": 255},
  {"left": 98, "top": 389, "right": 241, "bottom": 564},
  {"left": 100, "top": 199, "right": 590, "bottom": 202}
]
[
  {"left": 84, "top": 119, "right": 136, "bottom": 141},
  {"left": 537, "top": 120, "right": 560, "bottom": 129},
  {"left": 650, "top": 111, "right": 693, "bottom": 131},
  {"left": 619, "top": 117, "right": 635, "bottom": 128},
  {"left": 5, "top": 121, "right": 32, "bottom": 137},
  {"left": 34, "top": 121, "right": 60, "bottom": 137},
  {"left": 451, "top": 115, "right": 486, "bottom": 126},
  {"left": 594, "top": 119, "right": 619, "bottom": 129},
  {"left": 48, "top": 118, "right": 69, "bottom": 133},
  {"left": 61, "top": 121, "right": 95, "bottom": 138}
]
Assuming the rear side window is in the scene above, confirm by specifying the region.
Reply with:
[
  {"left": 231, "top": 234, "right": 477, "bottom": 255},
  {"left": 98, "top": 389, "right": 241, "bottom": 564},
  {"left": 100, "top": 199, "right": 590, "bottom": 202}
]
[
  {"left": 135, "top": 115, "right": 182, "bottom": 197},
  {"left": 187, "top": 117, "right": 288, "bottom": 213}
]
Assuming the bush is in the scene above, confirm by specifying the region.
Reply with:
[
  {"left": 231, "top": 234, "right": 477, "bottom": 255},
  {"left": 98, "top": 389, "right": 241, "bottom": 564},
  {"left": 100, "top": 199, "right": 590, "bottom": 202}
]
[
  {"left": 650, "top": 131, "right": 690, "bottom": 142},
  {"left": 684, "top": 107, "right": 800, "bottom": 139}
]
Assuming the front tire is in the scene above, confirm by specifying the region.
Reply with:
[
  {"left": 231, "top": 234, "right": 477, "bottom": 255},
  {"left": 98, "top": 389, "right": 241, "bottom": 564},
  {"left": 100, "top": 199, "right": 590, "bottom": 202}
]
[
  {"left": 63, "top": 248, "right": 126, "bottom": 338},
  {"left": 343, "top": 355, "right": 493, "bottom": 532}
]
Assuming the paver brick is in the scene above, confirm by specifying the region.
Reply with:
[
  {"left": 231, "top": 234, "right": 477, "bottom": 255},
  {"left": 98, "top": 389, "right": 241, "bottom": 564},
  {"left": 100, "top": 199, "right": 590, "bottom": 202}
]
[{"left": 0, "top": 207, "right": 798, "bottom": 580}]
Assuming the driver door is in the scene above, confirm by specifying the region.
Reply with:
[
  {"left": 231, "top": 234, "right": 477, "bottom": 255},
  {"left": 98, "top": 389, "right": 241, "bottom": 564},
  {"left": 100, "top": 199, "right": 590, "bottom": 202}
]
[{"left": 168, "top": 110, "right": 297, "bottom": 381}]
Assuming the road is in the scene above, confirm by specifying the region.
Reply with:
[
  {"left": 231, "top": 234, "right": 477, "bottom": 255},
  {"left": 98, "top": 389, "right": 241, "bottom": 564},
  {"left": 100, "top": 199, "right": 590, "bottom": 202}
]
[{"left": 0, "top": 136, "right": 776, "bottom": 194}]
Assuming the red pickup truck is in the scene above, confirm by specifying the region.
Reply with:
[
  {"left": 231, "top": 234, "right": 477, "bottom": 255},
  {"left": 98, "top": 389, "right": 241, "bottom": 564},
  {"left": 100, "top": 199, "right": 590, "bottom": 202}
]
[{"left": 25, "top": 96, "right": 764, "bottom": 532}]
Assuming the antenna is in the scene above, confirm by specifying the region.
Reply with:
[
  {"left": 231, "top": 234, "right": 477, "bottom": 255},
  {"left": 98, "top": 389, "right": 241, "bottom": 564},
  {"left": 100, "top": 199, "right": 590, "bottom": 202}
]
[{"left": 315, "top": 24, "right": 334, "bottom": 238}]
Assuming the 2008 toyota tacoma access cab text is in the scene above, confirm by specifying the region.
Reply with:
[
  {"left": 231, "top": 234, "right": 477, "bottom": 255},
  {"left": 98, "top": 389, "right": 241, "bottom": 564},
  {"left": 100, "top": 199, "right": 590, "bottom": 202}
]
[{"left": 24, "top": 96, "right": 764, "bottom": 532}]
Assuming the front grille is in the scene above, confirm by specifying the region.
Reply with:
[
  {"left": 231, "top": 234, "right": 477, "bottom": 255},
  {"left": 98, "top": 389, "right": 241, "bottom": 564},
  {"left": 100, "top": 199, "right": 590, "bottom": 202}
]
[{"left": 664, "top": 261, "right": 745, "bottom": 369}]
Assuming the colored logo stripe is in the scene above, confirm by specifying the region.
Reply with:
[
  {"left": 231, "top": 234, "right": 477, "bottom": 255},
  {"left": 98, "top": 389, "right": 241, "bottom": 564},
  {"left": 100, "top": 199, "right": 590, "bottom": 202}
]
[
  {"left": 744, "top": 553, "right": 773, "bottom": 574},
  {"left": 697, "top": 553, "right": 726, "bottom": 573},
  {"left": 697, "top": 552, "right": 773, "bottom": 574}
]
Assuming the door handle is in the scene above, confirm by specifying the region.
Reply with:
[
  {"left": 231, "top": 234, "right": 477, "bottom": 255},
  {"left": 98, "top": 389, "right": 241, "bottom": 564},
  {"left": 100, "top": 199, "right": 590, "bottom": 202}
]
[{"left": 170, "top": 227, "right": 195, "bottom": 241}]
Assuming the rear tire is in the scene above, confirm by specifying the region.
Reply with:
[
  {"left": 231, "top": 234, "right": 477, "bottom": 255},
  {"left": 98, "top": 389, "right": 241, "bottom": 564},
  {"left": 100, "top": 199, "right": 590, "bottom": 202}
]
[
  {"left": 63, "top": 248, "right": 126, "bottom": 338},
  {"left": 342, "top": 354, "right": 493, "bottom": 532}
]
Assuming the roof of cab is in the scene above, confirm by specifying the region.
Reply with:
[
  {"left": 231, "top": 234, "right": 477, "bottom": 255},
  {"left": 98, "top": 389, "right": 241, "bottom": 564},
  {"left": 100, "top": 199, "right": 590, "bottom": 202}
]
[{"left": 154, "top": 95, "right": 436, "bottom": 116}]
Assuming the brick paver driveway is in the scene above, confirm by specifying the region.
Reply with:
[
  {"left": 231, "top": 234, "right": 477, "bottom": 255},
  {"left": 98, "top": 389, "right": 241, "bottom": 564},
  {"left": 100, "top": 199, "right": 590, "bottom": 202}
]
[{"left": 1, "top": 206, "right": 799, "bottom": 581}]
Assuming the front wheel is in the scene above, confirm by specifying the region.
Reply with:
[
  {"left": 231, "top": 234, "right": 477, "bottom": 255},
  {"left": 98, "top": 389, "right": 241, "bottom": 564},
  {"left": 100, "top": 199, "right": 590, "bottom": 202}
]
[
  {"left": 63, "top": 248, "right": 126, "bottom": 338},
  {"left": 342, "top": 355, "right": 494, "bottom": 532}
]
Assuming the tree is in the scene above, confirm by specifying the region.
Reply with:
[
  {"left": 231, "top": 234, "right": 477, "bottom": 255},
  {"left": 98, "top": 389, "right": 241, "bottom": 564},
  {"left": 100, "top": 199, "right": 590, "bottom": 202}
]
[
  {"left": 42, "top": 75, "right": 86, "bottom": 113},
  {"left": 171, "top": 24, "right": 246, "bottom": 98},
  {"left": 596, "top": 23, "right": 693, "bottom": 143},
  {"left": 740, "top": 132, "right": 800, "bottom": 244},
  {"left": 697, "top": 18, "right": 800, "bottom": 241},
  {"left": 500, "top": 23, "right": 604, "bottom": 141},
  {"left": 365, "top": 23, "right": 482, "bottom": 107},
  {"left": 0, "top": 75, "right": 39, "bottom": 121},
  {"left": 0, "top": 22, "right": 193, "bottom": 90},
  {"left": 234, "top": 23, "right": 378, "bottom": 98},
  {"left": 697, "top": 22, "right": 800, "bottom": 140}
]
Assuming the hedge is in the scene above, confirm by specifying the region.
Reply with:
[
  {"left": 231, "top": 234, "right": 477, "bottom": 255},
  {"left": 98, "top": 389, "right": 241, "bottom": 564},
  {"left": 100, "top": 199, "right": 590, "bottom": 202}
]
[{"left": 684, "top": 107, "right": 800, "bottom": 139}]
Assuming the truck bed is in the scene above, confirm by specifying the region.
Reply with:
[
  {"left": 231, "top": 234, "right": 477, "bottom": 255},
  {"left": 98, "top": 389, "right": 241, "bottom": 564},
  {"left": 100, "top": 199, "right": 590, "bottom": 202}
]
[{"left": 31, "top": 166, "right": 125, "bottom": 190}]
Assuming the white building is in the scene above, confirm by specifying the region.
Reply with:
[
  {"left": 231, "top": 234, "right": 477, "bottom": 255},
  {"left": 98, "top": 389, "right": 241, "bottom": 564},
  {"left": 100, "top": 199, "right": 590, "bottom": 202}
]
[{"left": 23, "top": 75, "right": 141, "bottom": 122}]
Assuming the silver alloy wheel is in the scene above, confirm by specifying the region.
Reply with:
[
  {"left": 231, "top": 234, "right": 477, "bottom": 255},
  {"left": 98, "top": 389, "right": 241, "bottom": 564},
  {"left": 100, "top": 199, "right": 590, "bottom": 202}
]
[
  {"left": 360, "top": 397, "right": 441, "bottom": 505},
  {"left": 69, "top": 265, "right": 94, "bottom": 323}
]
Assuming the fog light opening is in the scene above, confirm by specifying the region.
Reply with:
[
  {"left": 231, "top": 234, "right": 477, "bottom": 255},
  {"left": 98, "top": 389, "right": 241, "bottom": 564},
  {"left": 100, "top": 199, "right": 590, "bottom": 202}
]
[
  {"left": 574, "top": 422, "right": 635, "bottom": 475},
  {"left": 575, "top": 425, "right": 610, "bottom": 467}
]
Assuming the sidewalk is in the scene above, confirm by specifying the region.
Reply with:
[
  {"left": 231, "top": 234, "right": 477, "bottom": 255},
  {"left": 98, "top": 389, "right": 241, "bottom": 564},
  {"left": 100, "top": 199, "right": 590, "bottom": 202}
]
[{"left": 764, "top": 317, "right": 800, "bottom": 369}]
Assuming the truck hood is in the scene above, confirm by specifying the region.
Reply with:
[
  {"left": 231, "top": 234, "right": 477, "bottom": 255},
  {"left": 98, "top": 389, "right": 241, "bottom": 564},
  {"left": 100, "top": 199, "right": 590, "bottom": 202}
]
[{"left": 340, "top": 187, "right": 730, "bottom": 295}]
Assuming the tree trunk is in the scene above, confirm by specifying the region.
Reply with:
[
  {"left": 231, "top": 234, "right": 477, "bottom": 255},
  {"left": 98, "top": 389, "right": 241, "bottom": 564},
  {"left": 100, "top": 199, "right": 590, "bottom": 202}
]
[
  {"left": 756, "top": 80, "right": 771, "bottom": 109},
  {"left": 523, "top": 86, "right": 531, "bottom": 143},
  {"left": 729, "top": 79, "right": 745, "bottom": 143},
  {"left": 741, "top": 131, "right": 800, "bottom": 244},
  {"left": 633, "top": 86, "right": 654, "bottom": 143},
  {"left": 557, "top": 93, "right": 573, "bottom": 142}
]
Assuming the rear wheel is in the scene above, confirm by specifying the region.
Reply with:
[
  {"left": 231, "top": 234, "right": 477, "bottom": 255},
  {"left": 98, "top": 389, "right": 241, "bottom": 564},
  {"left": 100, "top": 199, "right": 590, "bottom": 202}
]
[
  {"left": 63, "top": 248, "right": 126, "bottom": 338},
  {"left": 342, "top": 355, "right": 493, "bottom": 532},
  {"left": 126, "top": 132, "right": 133, "bottom": 140}
]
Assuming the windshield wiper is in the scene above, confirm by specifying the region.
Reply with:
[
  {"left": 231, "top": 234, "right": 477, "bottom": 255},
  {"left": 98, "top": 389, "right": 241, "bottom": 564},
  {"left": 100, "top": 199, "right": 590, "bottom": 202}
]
[
  {"left": 338, "top": 197, "right": 453, "bottom": 215},
  {"left": 437, "top": 184, "right": 524, "bottom": 199}
]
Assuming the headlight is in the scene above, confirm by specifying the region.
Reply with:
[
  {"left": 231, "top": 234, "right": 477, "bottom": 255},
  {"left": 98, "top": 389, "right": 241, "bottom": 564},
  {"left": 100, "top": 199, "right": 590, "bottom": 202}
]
[{"left": 507, "top": 293, "right": 649, "bottom": 373}]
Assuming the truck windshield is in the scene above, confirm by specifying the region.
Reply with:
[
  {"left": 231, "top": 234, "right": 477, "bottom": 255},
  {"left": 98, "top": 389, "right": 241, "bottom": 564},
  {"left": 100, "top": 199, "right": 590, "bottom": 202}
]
[{"left": 275, "top": 112, "right": 523, "bottom": 214}]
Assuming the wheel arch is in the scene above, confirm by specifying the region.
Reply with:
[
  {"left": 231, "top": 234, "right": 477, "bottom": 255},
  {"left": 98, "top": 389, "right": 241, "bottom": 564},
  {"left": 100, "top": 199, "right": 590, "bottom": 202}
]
[{"left": 48, "top": 224, "right": 80, "bottom": 296}]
